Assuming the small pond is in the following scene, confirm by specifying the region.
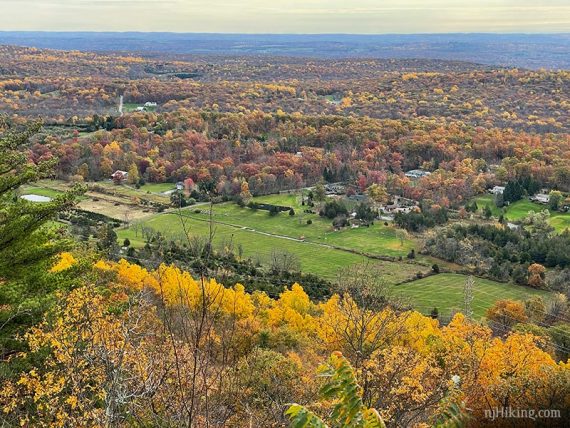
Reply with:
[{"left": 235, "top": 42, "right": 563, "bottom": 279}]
[{"left": 21, "top": 194, "right": 52, "bottom": 202}]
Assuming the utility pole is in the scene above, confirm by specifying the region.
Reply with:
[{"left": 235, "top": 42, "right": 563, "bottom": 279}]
[{"left": 464, "top": 275, "right": 474, "bottom": 319}]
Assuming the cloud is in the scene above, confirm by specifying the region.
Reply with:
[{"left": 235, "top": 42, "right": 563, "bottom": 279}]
[{"left": 0, "top": 0, "right": 568, "bottom": 33}]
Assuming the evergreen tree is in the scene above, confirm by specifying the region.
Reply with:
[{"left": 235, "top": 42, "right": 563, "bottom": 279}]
[
  {"left": 503, "top": 181, "right": 523, "bottom": 203},
  {"left": 0, "top": 120, "right": 79, "bottom": 279},
  {"left": 0, "top": 120, "right": 80, "bottom": 358},
  {"left": 494, "top": 192, "right": 504, "bottom": 208},
  {"left": 96, "top": 223, "right": 118, "bottom": 254},
  {"left": 549, "top": 190, "right": 563, "bottom": 211},
  {"left": 520, "top": 176, "right": 540, "bottom": 195},
  {"left": 430, "top": 307, "right": 439, "bottom": 319}
]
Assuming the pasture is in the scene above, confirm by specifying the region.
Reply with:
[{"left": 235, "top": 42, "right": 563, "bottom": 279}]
[
  {"left": 21, "top": 180, "right": 162, "bottom": 220},
  {"left": 117, "top": 210, "right": 429, "bottom": 283},
  {"left": 139, "top": 183, "right": 176, "bottom": 194},
  {"left": 472, "top": 195, "right": 570, "bottom": 233},
  {"left": 196, "top": 193, "right": 416, "bottom": 257},
  {"left": 393, "top": 273, "right": 551, "bottom": 318},
  {"left": 19, "top": 186, "right": 63, "bottom": 199}
]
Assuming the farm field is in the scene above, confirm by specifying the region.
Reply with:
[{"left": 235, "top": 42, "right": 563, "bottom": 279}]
[
  {"left": 19, "top": 185, "right": 63, "bottom": 199},
  {"left": 139, "top": 183, "right": 176, "bottom": 193},
  {"left": 188, "top": 194, "right": 416, "bottom": 257},
  {"left": 117, "top": 211, "right": 430, "bottom": 283},
  {"left": 393, "top": 273, "right": 551, "bottom": 318},
  {"left": 473, "top": 195, "right": 570, "bottom": 233},
  {"left": 20, "top": 183, "right": 91, "bottom": 202},
  {"left": 87, "top": 181, "right": 171, "bottom": 204},
  {"left": 27, "top": 179, "right": 172, "bottom": 204},
  {"left": 21, "top": 182, "right": 559, "bottom": 315},
  {"left": 77, "top": 198, "right": 153, "bottom": 221},
  {"left": 21, "top": 180, "right": 163, "bottom": 220}
]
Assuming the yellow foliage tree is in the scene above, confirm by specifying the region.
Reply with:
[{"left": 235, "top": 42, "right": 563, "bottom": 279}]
[{"left": 49, "top": 252, "right": 76, "bottom": 273}]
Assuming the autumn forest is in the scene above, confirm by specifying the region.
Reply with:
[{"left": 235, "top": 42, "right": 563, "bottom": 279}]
[{"left": 1, "top": 36, "right": 570, "bottom": 428}]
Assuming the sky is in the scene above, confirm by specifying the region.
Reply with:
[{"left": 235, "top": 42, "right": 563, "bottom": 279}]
[{"left": 0, "top": 0, "right": 569, "bottom": 33}]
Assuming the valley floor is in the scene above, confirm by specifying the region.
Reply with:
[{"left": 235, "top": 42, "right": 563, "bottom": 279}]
[{"left": 23, "top": 180, "right": 555, "bottom": 318}]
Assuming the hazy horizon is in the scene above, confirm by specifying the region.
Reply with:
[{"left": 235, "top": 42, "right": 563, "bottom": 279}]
[
  {"left": 1, "top": 30, "right": 569, "bottom": 35},
  {"left": 1, "top": 0, "right": 569, "bottom": 33}
]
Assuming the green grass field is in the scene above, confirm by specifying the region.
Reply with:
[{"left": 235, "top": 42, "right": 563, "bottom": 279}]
[
  {"left": 472, "top": 195, "right": 570, "bottom": 233},
  {"left": 119, "top": 209, "right": 550, "bottom": 317},
  {"left": 195, "top": 194, "right": 415, "bottom": 257},
  {"left": 20, "top": 181, "right": 94, "bottom": 202},
  {"left": 20, "top": 186, "right": 64, "bottom": 198},
  {"left": 117, "top": 211, "right": 428, "bottom": 283},
  {"left": 84, "top": 181, "right": 171, "bottom": 204},
  {"left": 24, "top": 182, "right": 547, "bottom": 317},
  {"left": 550, "top": 215, "right": 570, "bottom": 233},
  {"left": 138, "top": 183, "right": 176, "bottom": 193},
  {"left": 393, "top": 273, "right": 551, "bottom": 318}
]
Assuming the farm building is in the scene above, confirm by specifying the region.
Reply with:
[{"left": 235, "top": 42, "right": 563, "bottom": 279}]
[
  {"left": 489, "top": 186, "right": 505, "bottom": 195},
  {"left": 530, "top": 193, "right": 550, "bottom": 204},
  {"left": 325, "top": 184, "right": 346, "bottom": 195},
  {"left": 111, "top": 170, "right": 129, "bottom": 182},
  {"left": 382, "top": 195, "right": 419, "bottom": 214}
]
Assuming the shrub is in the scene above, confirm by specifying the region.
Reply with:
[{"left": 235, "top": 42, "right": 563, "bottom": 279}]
[
  {"left": 332, "top": 215, "right": 349, "bottom": 228},
  {"left": 320, "top": 200, "right": 348, "bottom": 219}
]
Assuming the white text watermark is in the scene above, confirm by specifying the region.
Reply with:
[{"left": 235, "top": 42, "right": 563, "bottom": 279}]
[{"left": 484, "top": 407, "right": 561, "bottom": 421}]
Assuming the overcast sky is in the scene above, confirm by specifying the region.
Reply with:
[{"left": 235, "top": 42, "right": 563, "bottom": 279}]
[{"left": 0, "top": 0, "right": 569, "bottom": 33}]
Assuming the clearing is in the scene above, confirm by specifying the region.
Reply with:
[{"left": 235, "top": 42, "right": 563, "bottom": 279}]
[
  {"left": 393, "top": 273, "right": 551, "bottom": 318},
  {"left": 472, "top": 195, "right": 570, "bottom": 233},
  {"left": 204, "top": 193, "right": 416, "bottom": 257},
  {"left": 117, "top": 210, "right": 430, "bottom": 283}
]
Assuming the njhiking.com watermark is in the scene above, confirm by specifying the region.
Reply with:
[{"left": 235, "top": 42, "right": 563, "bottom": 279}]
[{"left": 484, "top": 406, "right": 561, "bottom": 421}]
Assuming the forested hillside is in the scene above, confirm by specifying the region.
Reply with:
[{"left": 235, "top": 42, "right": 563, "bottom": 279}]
[{"left": 1, "top": 43, "right": 570, "bottom": 427}]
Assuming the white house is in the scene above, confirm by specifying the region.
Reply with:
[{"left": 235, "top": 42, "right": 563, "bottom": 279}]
[
  {"left": 489, "top": 186, "right": 505, "bottom": 195},
  {"left": 531, "top": 193, "right": 550, "bottom": 204},
  {"left": 144, "top": 102, "right": 158, "bottom": 107}
]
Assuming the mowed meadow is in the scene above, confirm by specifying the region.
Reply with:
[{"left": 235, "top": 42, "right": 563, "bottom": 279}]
[
  {"left": 473, "top": 195, "right": 570, "bottom": 233},
  {"left": 112, "top": 191, "right": 554, "bottom": 317},
  {"left": 19, "top": 181, "right": 558, "bottom": 318},
  {"left": 392, "top": 273, "right": 551, "bottom": 318},
  {"left": 117, "top": 209, "right": 428, "bottom": 284}
]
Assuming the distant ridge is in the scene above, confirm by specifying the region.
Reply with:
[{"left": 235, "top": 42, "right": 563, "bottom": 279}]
[{"left": 0, "top": 32, "right": 569, "bottom": 69}]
